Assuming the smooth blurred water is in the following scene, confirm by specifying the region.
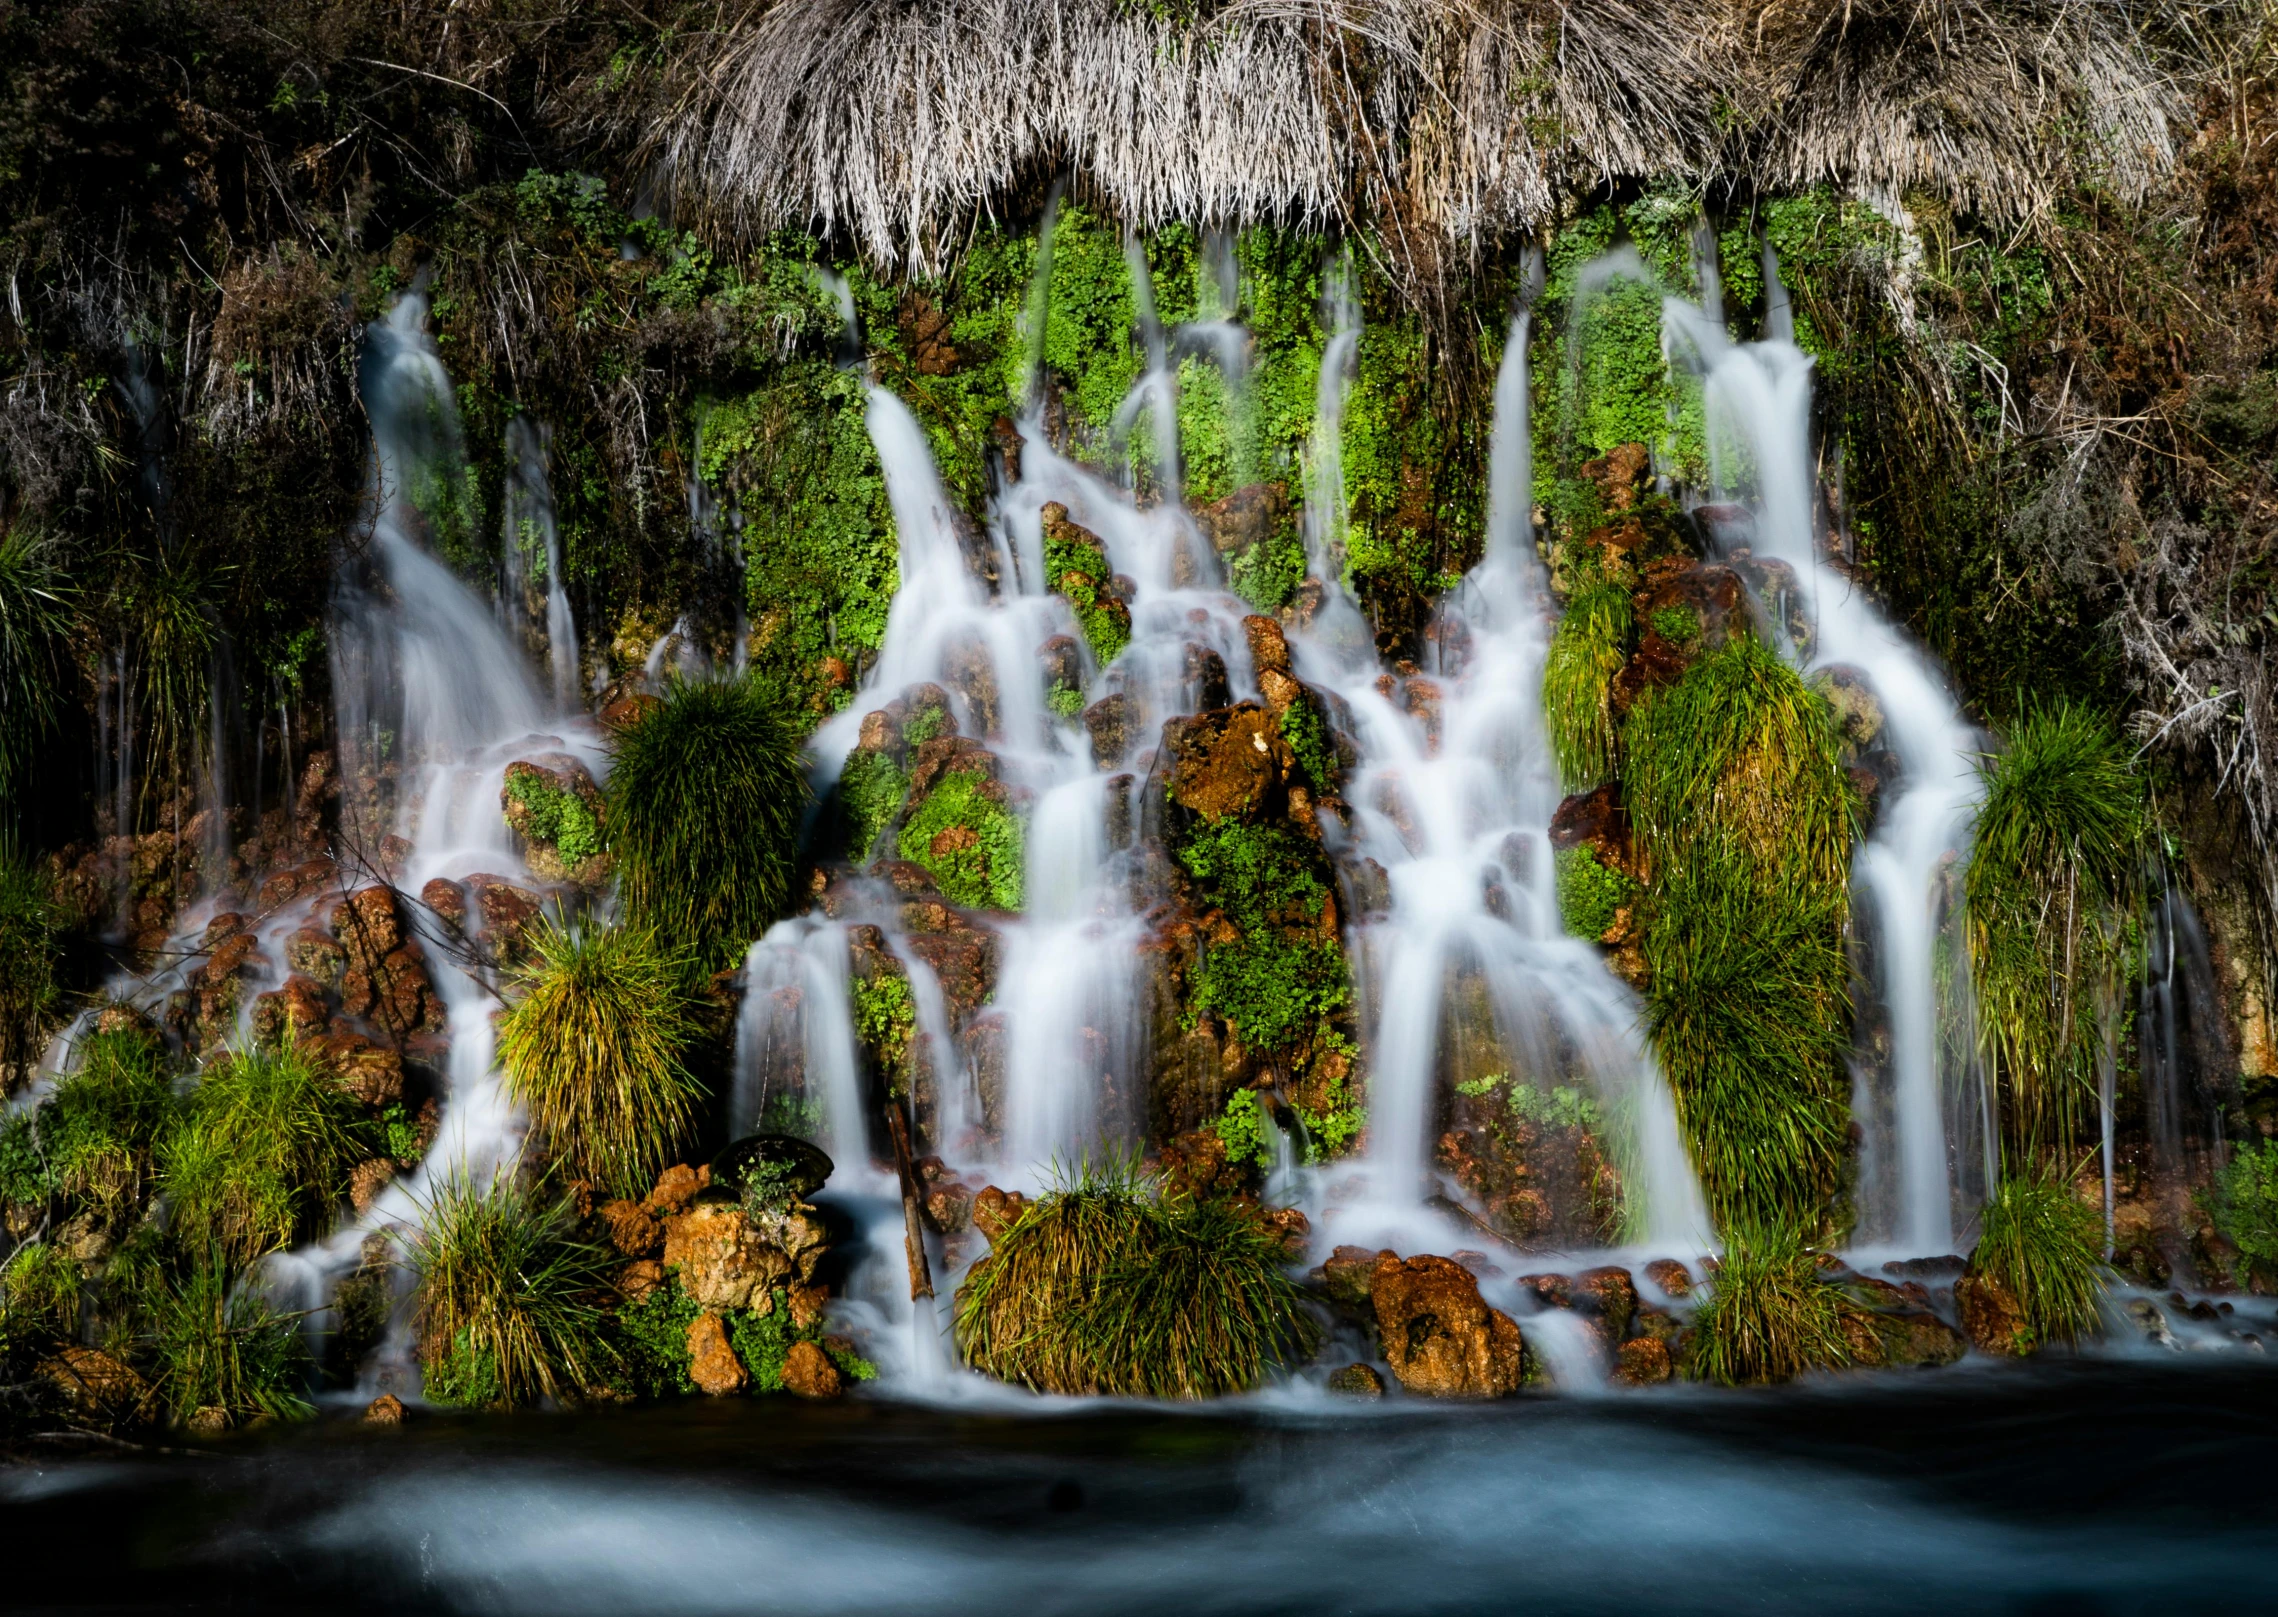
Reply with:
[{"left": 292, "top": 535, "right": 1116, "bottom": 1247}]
[{"left": 7, "top": 1362, "right": 2276, "bottom": 1613}]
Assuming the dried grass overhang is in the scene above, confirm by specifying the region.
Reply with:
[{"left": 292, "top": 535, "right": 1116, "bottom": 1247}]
[{"left": 652, "top": 0, "right": 2202, "bottom": 275}]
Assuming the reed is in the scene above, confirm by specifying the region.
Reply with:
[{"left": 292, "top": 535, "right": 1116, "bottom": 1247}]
[
  {"left": 0, "top": 837, "right": 60, "bottom": 1084},
  {"left": 497, "top": 914, "right": 702, "bottom": 1199},
  {"left": 39, "top": 1026, "right": 179, "bottom": 1222},
  {"left": 0, "top": 524, "right": 73, "bottom": 803},
  {"left": 1688, "top": 1222, "right": 1857, "bottom": 1385},
  {"left": 137, "top": 1254, "right": 313, "bottom": 1428}
]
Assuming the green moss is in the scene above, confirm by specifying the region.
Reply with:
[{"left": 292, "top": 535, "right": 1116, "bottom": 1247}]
[
  {"left": 1555, "top": 846, "right": 1638, "bottom": 941},
  {"left": 851, "top": 970, "right": 917, "bottom": 1092},
  {"left": 1293, "top": 1064, "right": 1364, "bottom": 1161},
  {"left": 1650, "top": 604, "right": 1701, "bottom": 643},
  {"left": 504, "top": 768, "right": 604, "bottom": 867},
  {"left": 1215, "top": 1087, "right": 1273, "bottom": 1169},
  {"left": 615, "top": 1281, "right": 701, "bottom": 1398},
  {"left": 1229, "top": 526, "right": 1306, "bottom": 612},
  {"left": 2208, "top": 1141, "right": 2278, "bottom": 1281},
  {"left": 1047, "top": 680, "right": 1086, "bottom": 720},
  {"left": 728, "top": 1285, "right": 876, "bottom": 1391},
  {"left": 838, "top": 748, "right": 910, "bottom": 862},
  {"left": 1277, "top": 693, "right": 1339, "bottom": 793},
  {"left": 897, "top": 771, "right": 1024, "bottom": 910},
  {"left": 1342, "top": 310, "right": 1473, "bottom": 613},
  {"left": 1174, "top": 822, "right": 1350, "bottom": 1056},
  {"left": 1044, "top": 523, "right": 1131, "bottom": 665}
]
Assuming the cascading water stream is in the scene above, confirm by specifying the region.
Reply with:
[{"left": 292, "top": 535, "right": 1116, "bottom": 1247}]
[
  {"left": 1664, "top": 292, "right": 1984, "bottom": 1257},
  {"left": 499, "top": 415, "right": 582, "bottom": 708}
]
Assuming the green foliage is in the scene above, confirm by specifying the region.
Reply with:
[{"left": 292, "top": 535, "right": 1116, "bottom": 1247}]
[
  {"left": 760, "top": 1093, "right": 826, "bottom": 1141},
  {"left": 0, "top": 524, "right": 74, "bottom": 802},
  {"left": 1047, "top": 680, "right": 1086, "bottom": 720},
  {"left": 138, "top": 1256, "right": 313, "bottom": 1428},
  {"left": 723, "top": 1287, "right": 874, "bottom": 1391},
  {"left": 839, "top": 748, "right": 910, "bottom": 861},
  {"left": 1173, "top": 821, "right": 1349, "bottom": 1054},
  {"left": 38, "top": 1026, "right": 177, "bottom": 1220},
  {"left": 2209, "top": 1141, "right": 2278, "bottom": 1278},
  {"left": 0, "top": 1108, "right": 48, "bottom": 1208},
  {"left": 1624, "top": 633, "right": 1856, "bottom": 1232},
  {"left": 1342, "top": 308, "right": 1477, "bottom": 612},
  {"left": 1555, "top": 846, "right": 1638, "bottom": 941},
  {"left": 1969, "top": 1173, "right": 2107, "bottom": 1349},
  {"left": 608, "top": 672, "right": 813, "bottom": 970},
  {"left": 1965, "top": 701, "right": 2144, "bottom": 1163},
  {"left": 498, "top": 915, "right": 702, "bottom": 1199},
  {"left": 1229, "top": 527, "right": 1306, "bottom": 612},
  {"left": 851, "top": 970, "right": 917, "bottom": 1091},
  {"left": 955, "top": 1160, "right": 1318, "bottom": 1398},
  {"left": 1, "top": 1240, "right": 80, "bottom": 1338},
  {"left": 615, "top": 1281, "right": 700, "bottom": 1398},
  {"left": 162, "top": 1039, "right": 371, "bottom": 1265},
  {"left": 1544, "top": 578, "right": 1632, "bottom": 790},
  {"left": 1462, "top": 1072, "right": 1604, "bottom": 1133},
  {"left": 1650, "top": 604, "right": 1700, "bottom": 643},
  {"left": 1215, "top": 1087, "right": 1273, "bottom": 1168},
  {"left": 378, "top": 1102, "right": 424, "bottom": 1166},
  {"left": 897, "top": 771, "right": 1024, "bottom": 910},
  {"left": 408, "top": 1175, "right": 620, "bottom": 1408},
  {"left": 504, "top": 769, "right": 604, "bottom": 867},
  {"left": 1687, "top": 1223, "right": 1858, "bottom": 1386},
  {"left": 1043, "top": 524, "right": 1131, "bottom": 665},
  {"left": 0, "top": 838, "right": 60, "bottom": 1075},
  {"left": 1293, "top": 1065, "right": 1365, "bottom": 1161},
  {"left": 112, "top": 547, "right": 220, "bottom": 814},
  {"left": 1277, "top": 694, "right": 1339, "bottom": 792}
]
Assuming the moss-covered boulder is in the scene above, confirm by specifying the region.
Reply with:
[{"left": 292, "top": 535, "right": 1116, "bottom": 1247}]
[
  {"left": 501, "top": 755, "right": 611, "bottom": 887},
  {"left": 1041, "top": 502, "right": 1131, "bottom": 666}
]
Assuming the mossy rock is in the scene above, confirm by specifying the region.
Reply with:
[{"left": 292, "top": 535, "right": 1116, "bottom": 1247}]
[{"left": 501, "top": 756, "right": 611, "bottom": 887}]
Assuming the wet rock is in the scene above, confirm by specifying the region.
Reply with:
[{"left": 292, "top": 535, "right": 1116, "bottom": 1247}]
[
  {"left": 502, "top": 755, "right": 611, "bottom": 887},
  {"left": 1548, "top": 783, "right": 1634, "bottom": 877},
  {"left": 746, "top": 1201, "right": 833, "bottom": 1284},
  {"left": 256, "top": 856, "right": 336, "bottom": 913},
  {"left": 944, "top": 638, "right": 1002, "bottom": 738},
  {"left": 709, "top": 1135, "right": 835, "bottom": 1204},
  {"left": 1614, "top": 1336, "right": 1674, "bottom": 1385},
  {"left": 1184, "top": 642, "right": 1231, "bottom": 711},
  {"left": 786, "top": 1282, "right": 830, "bottom": 1329},
  {"left": 615, "top": 1259, "right": 666, "bottom": 1303},
  {"left": 1883, "top": 1255, "right": 1967, "bottom": 1281},
  {"left": 1612, "top": 559, "right": 1748, "bottom": 711},
  {"left": 1164, "top": 702, "right": 1293, "bottom": 824},
  {"left": 1371, "top": 1253, "right": 1529, "bottom": 1398},
  {"left": 1258, "top": 667, "right": 1305, "bottom": 715},
  {"left": 1574, "top": 1266, "right": 1638, "bottom": 1345},
  {"left": 601, "top": 1198, "right": 665, "bottom": 1257},
  {"left": 1581, "top": 442, "right": 1652, "bottom": 512},
  {"left": 420, "top": 877, "right": 469, "bottom": 929},
  {"left": 286, "top": 926, "right": 346, "bottom": 988},
  {"left": 331, "top": 885, "right": 404, "bottom": 962},
  {"left": 663, "top": 1202, "right": 792, "bottom": 1309},
  {"left": 687, "top": 1312, "right": 750, "bottom": 1396},
  {"left": 1243, "top": 614, "right": 1292, "bottom": 677},
  {"left": 1194, "top": 483, "right": 1290, "bottom": 556},
  {"left": 1340, "top": 856, "right": 1392, "bottom": 921},
  {"left": 364, "top": 1393, "right": 407, "bottom": 1426},
  {"left": 319, "top": 1030, "right": 405, "bottom": 1108},
  {"left": 348, "top": 1158, "right": 396, "bottom": 1214},
  {"left": 924, "top": 1181, "right": 975, "bottom": 1234},
  {"left": 1519, "top": 1272, "right": 1573, "bottom": 1310},
  {"left": 646, "top": 1162, "right": 709, "bottom": 1216},
  {"left": 251, "top": 975, "right": 331, "bottom": 1046},
  {"left": 782, "top": 1339, "right": 845, "bottom": 1401},
  {"left": 1327, "top": 1362, "right": 1386, "bottom": 1397},
  {"left": 903, "top": 922, "right": 999, "bottom": 1030},
  {"left": 40, "top": 1347, "right": 151, "bottom": 1423},
  {"left": 465, "top": 875, "right": 542, "bottom": 964},
  {"left": 600, "top": 692, "right": 661, "bottom": 731},
  {"left": 1083, "top": 693, "right": 1134, "bottom": 769},
  {"left": 972, "top": 1185, "right": 1030, "bottom": 1242},
  {"left": 1814, "top": 665, "right": 1885, "bottom": 754},
  {"left": 1955, "top": 1270, "right": 2031, "bottom": 1356},
  {"left": 1642, "top": 1258, "right": 1694, "bottom": 1298},
  {"left": 1039, "top": 634, "right": 1084, "bottom": 696}
]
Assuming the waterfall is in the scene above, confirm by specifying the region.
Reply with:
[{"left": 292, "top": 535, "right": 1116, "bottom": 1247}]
[
  {"left": 1665, "top": 291, "right": 1982, "bottom": 1258},
  {"left": 499, "top": 415, "right": 581, "bottom": 709}
]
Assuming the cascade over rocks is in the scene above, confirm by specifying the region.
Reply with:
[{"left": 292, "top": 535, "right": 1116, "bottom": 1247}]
[{"left": 1371, "top": 1253, "right": 1531, "bottom": 1398}]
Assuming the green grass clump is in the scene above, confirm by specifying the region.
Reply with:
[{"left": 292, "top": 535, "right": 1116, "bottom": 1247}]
[
  {"left": 498, "top": 915, "right": 702, "bottom": 1199},
  {"left": 838, "top": 747, "right": 909, "bottom": 862},
  {"left": 37, "top": 1026, "right": 178, "bottom": 1220},
  {"left": 955, "top": 1160, "right": 1318, "bottom": 1398},
  {"left": 1969, "top": 1173, "right": 2107, "bottom": 1349},
  {"left": 0, "top": 839, "right": 61, "bottom": 1079},
  {"left": 1649, "top": 604, "right": 1701, "bottom": 643},
  {"left": 2209, "top": 1141, "right": 2278, "bottom": 1281},
  {"left": 138, "top": 1256, "right": 313, "bottom": 1428},
  {"left": 1, "top": 1241, "right": 81, "bottom": 1339},
  {"left": 1965, "top": 701, "right": 2144, "bottom": 1163},
  {"left": 407, "top": 1175, "right": 620, "bottom": 1408},
  {"left": 1543, "top": 578, "right": 1633, "bottom": 790},
  {"left": 162, "top": 1039, "right": 372, "bottom": 1265},
  {"left": 1555, "top": 845, "right": 1637, "bottom": 940},
  {"left": 897, "top": 770, "right": 1024, "bottom": 910},
  {"left": 1688, "top": 1224, "right": 1858, "bottom": 1385},
  {"left": 608, "top": 673, "right": 812, "bottom": 970},
  {"left": 0, "top": 524, "right": 75, "bottom": 801}
]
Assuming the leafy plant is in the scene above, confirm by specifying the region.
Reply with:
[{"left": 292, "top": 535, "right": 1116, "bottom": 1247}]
[
  {"left": 726, "top": 1288, "right": 875, "bottom": 1392},
  {"left": 406, "top": 1175, "right": 620, "bottom": 1408},
  {"left": 1543, "top": 577, "right": 1632, "bottom": 790},
  {"left": 1277, "top": 693, "right": 1339, "bottom": 792},
  {"left": 850, "top": 970, "right": 916, "bottom": 1091},
  {"left": 897, "top": 770, "right": 1024, "bottom": 910},
  {"left": 1215, "top": 1087, "right": 1273, "bottom": 1168},
  {"left": 0, "top": 1241, "right": 80, "bottom": 1339},
  {"left": 955, "top": 1159, "right": 1318, "bottom": 1398},
  {"left": 1969, "top": 1172, "right": 2106, "bottom": 1349},
  {"left": 0, "top": 837, "right": 60, "bottom": 1084},
  {"left": 497, "top": 915, "right": 702, "bottom": 1198},
  {"left": 838, "top": 747, "right": 909, "bottom": 861},
  {"left": 1555, "top": 845, "right": 1637, "bottom": 940},
  {"left": 608, "top": 673, "right": 813, "bottom": 970},
  {"left": 1687, "top": 1223, "right": 1858, "bottom": 1386},
  {"left": 2209, "top": 1141, "right": 2278, "bottom": 1279},
  {"left": 504, "top": 768, "right": 604, "bottom": 867},
  {"left": 614, "top": 1279, "right": 700, "bottom": 1398},
  {"left": 163, "top": 1038, "right": 371, "bottom": 1265},
  {"left": 40, "top": 1026, "right": 179, "bottom": 1221}
]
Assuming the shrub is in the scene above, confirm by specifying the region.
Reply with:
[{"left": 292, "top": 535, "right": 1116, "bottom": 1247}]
[
  {"left": 1966, "top": 702, "right": 2143, "bottom": 1160},
  {"left": 2209, "top": 1141, "right": 2278, "bottom": 1279},
  {"left": 608, "top": 673, "right": 812, "bottom": 970},
  {"left": 1688, "top": 1223, "right": 1858, "bottom": 1385},
  {"left": 162, "top": 1039, "right": 370, "bottom": 1265},
  {"left": 497, "top": 915, "right": 703, "bottom": 1198},
  {"left": 956, "top": 1160, "right": 1318, "bottom": 1398},
  {"left": 1969, "top": 1172, "right": 2106, "bottom": 1348},
  {"left": 0, "top": 1241, "right": 81, "bottom": 1340},
  {"left": 138, "top": 1256, "right": 313, "bottom": 1428},
  {"left": 1215, "top": 1087, "right": 1273, "bottom": 1168},
  {"left": 897, "top": 770, "right": 1024, "bottom": 910},
  {"left": 40, "top": 1026, "right": 179, "bottom": 1221},
  {"left": 1543, "top": 577, "right": 1632, "bottom": 790},
  {"left": 406, "top": 1175, "right": 619, "bottom": 1407}
]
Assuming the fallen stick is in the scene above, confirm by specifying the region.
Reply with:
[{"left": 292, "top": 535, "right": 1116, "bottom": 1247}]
[{"left": 885, "top": 1096, "right": 936, "bottom": 1302}]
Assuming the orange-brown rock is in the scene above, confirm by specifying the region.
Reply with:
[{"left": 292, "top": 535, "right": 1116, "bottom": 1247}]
[
  {"left": 1082, "top": 693, "right": 1133, "bottom": 768},
  {"left": 251, "top": 974, "right": 332, "bottom": 1047},
  {"left": 687, "top": 1312, "right": 750, "bottom": 1396},
  {"left": 331, "top": 885, "right": 404, "bottom": 964},
  {"left": 321, "top": 1030, "right": 405, "bottom": 1108},
  {"left": 600, "top": 1198, "right": 664, "bottom": 1257},
  {"left": 786, "top": 1283, "right": 830, "bottom": 1329},
  {"left": 615, "top": 1259, "right": 666, "bottom": 1302},
  {"left": 781, "top": 1339, "right": 845, "bottom": 1400},
  {"left": 465, "top": 875, "right": 542, "bottom": 964},
  {"left": 1612, "top": 559, "right": 1748, "bottom": 712},
  {"left": 1371, "top": 1253, "right": 1529, "bottom": 1398},
  {"left": 663, "top": 1201, "right": 792, "bottom": 1309},
  {"left": 1574, "top": 1266, "right": 1638, "bottom": 1345},
  {"left": 1194, "top": 482, "right": 1290, "bottom": 556},
  {"left": 1165, "top": 702, "right": 1293, "bottom": 824},
  {"left": 1548, "top": 782, "right": 1634, "bottom": 876},
  {"left": 1643, "top": 1258, "right": 1695, "bottom": 1297},
  {"left": 348, "top": 1157, "right": 396, "bottom": 1214},
  {"left": 1242, "top": 613, "right": 1293, "bottom": 676},
  {"left": 285, "top": 926, "right": 346, "bottom": 988},
  {"left": 41, "top": 1347, "right": 152, "bottom": 1422},
  {"left": 1615, "top": 1336, "right": 1674, "bottom": 1385},
  {"left": 646, "top": 1163, "right": 708, "bottom": 1216},
  {"left": 972, "top": 1185, "right": 1030, "bottom": 1242},
  {"left": 1955, "top": 1271, "right": 2032, "bottom": 1357},
  {"left": 1320, "top": 1245, "right": 1395, "bottom": 1314},
  {"left": 364, "top": 1393, "right": 407, "bottom": 1426},
  {"left": 1581, "top": 442, "right": 1652, "bottom": 511},
  {"left": 420, "top": 877, "right": 469, "bottom": 929}
]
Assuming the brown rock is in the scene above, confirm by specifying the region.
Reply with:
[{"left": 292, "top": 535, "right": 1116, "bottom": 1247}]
[
  {"left": 1574, "top": 1266, "right": 1638, "bottom": 1344},
  {"left": 646, "top": 1163, "right": 707, "bottom": 1216},
  {"left": 331, "top": 885, "right": 403, "bottom": 964},
  {"left": 501, "top": 756, "right": 611, "bottom": 886},
  {"left": 348, "top": 1157, "right": 396, "bottom": 1214},
  {"left": 600, "top": 1198, "right": 665, "bottom": 1257},
  {"left": 1371, "top": 1253, "right": 1529, "bottom": 1398},
  {"left": 1082, "top": 693, "right": 1133, "bottom": 769},
  {"left": 1165, "top": 703, "right": 1289, "bottom": 824},
  {"left": 923, "top": 1182, "right": 975, "bottom": 1235},
  {"left": 786, "top": 1283, "right": 830, "bottom": 1329},
  {"left": 662, "top": 1202, "right": 791, "bottom": 1309},
  {"left": 1581, "top": 442, "right": 1652, "bottom": 512},
  {"left": 972, "top": 1185, "right": 1030, "bottom": 1242},
  {"left": 41, "top": 1347, "right": 152, "bottom": 1423},
  {"left": 1320, "top": 1245, "right": 1394, "bottom": 1313},
  {"left": 1548, "top": 783, "right": 1634, "bottom": 876},
  {"left": 1327, "top": 1362, "right": 1386, "bottom": 1396},
  {"left": 781, "top": 1339, "right": 845, "bottom": 1401},
  {"left": 252, "top": 975, "right": 332, "bottom": 1046},
  {"left": 1643, "top": 1258, "right": 1694, "bottom": 1297},
  {"left": 323, "top": 1033, "right": 405, "bottom": 1108},
  {"left": 420, "top": 877, "right": 469, "bottom": 929},
  {"left": 687, "top": 1312, "right": 750, "bottom": 1396},
  {"left": 466, "top": 875, "right": 542, "bottom": 965},
  {"left": 1193, "top": 482, "right": 1290, "bottom": 556},
  {"left": 364, "top": 1393, "right": 407, "bottom": 1426},
  {"left": 1956, "top": 1271, "right": 2032, "bottom": 1357},
  {"left": 1242, "top": 614, "right": 1292, "bottom": 676},
  {"left": 600, "top": 693, "right": 662, "bottom": 732},
  {"left": 615, "top": 1259, "right": 666, "bottom": 1302},
  {"left": 1614, "top": 1336, "right": 1674, "bottom": 1385},
  {"left": 746, "top": 1202, "right": 834, "bottom": 1284},
  {"left": 285, "top": 926, "right": 347, "bottom": 988}
]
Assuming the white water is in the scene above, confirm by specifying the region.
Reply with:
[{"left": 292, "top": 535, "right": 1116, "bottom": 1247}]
[{"left": 1664, "top": 297, "right": 1984, "bottom": 1257}]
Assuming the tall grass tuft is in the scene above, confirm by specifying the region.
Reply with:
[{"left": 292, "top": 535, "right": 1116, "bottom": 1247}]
[
  {"left": 1969, "top": 1172, "right": 2106, "bottom": 1348},
  {"left": 406, "top": 1174, "right": 619, "bottom": 1408},
  {"left": 608, "top": 673, "right": 811, "bottom": 970},
  {"left": 137, "top": 1254, "right": 313, "bottom": 1427},
  {"left": 1965, "top": 701, "right": 2143, "bottom": 1163},
  {"left": 39, "top": 1025, "right": 179, "bottom": 1221},
  {"left": 161, "top": 1038, "right": 370, "bottom": 1265},
  {"left": 1623, "top": 633, "right": 1856, "bottom": 1232},
  {"left": 955, "top": 1159, "right": 1318, "bottom": 1398},
  {"left": 0, "top": 523, "right": 74, "bottom": 802},
  {"left": 1543, "top": 578, "right": 1632, "bottom": 790},
  {"left": 1688, "top": 1223, "right": 1858, "bottom": 1386},
  {"left": 497, "top": 915, "right": 702, "bottom": 1198},
  {"left": 0, "top": 838, "right": 61, "bottom": 1082}
]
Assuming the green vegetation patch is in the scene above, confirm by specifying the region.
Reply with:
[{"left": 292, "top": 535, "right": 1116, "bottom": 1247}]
[
  {"left": 1043, "top": 521, "right": 1131, "bottom": 666},
  {"left": 1543, "top": 577, "right": 1634, "bottom": 791},
  {"left": 1174, "top": 821, "right": 1351, "bottom": 1056},
  {"left": 2208, "top": 1142, "right": 2278, "bottom": 1284},
  {"left": 851, "top": 969, "right": 917, "bottom": 1093},
  {"left": 503, "top": 767, "right": 604, "bottom": 868},
  {"left": 897, "top": 770, "right": 1024, "bottom": 911},
  {"left": 1968, "top": 1172, "right": 2107, "bottom": 1350},
  {"left": 1555, "top": 846, "right": 1638, "bottom": 941},
  {"left": 1687, "top": 1222, "right": 1860, "bottom": 1386},
  {"left": 838, "top": 747, "right": 910, "bottom": 862},
  {"left": 162, "top": 1039, "right": 371, "bottom": 1266}
]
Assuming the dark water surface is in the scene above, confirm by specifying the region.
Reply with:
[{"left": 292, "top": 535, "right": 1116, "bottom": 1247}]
[{"left": 8, "top": 1360, "right": 2277, "bottom": 1614}]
